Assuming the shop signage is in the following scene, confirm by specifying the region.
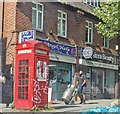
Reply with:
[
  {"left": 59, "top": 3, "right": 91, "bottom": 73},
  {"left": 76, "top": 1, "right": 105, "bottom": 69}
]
[
  {"left": 83, "top": 47, "right": 93, "bottom": 59},
  {"left": 18, "top": 30, "right": 36, "bottom": 43},
  {"left": 92, "top": 51, "right": 113, "bottom": 62},
  {"left": 37, "top": 38, "right": 76, "bottom": 56},
  {"left": 81, "top": 47, "right": 115, "bottom": 64}
]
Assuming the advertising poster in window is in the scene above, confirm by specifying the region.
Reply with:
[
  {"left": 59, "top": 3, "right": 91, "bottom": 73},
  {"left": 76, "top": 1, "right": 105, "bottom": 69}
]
[{"left": 36, "top": 61, "right": 47, "bottom": 81}]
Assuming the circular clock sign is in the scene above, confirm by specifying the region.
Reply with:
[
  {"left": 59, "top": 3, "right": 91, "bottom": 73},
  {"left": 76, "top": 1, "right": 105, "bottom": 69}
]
[{"left": 83, "top": 47, "right": 93, "bottom": 59}]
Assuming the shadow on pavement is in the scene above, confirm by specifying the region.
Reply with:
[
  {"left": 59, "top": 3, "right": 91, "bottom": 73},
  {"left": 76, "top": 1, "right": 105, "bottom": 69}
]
[
  {"left": 53, "top": 105, "right": 80, "bottom": 109},
  {"left": 85, "top": 102, "right": 98, "bottom": 104}
]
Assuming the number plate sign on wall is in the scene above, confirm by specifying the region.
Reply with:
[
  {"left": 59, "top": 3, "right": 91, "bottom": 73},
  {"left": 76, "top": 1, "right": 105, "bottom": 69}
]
[{"left": 18, "top": 30, "right": 36, "bottom": 43}]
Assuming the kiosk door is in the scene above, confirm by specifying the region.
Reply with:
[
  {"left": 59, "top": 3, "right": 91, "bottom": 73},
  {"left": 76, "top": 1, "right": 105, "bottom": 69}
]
[
  {"left": 32, "top": 56, "right": 48, "bottom": 107},
  {"left": 15, "top": 56, "right": 32, "bottom": 109}
]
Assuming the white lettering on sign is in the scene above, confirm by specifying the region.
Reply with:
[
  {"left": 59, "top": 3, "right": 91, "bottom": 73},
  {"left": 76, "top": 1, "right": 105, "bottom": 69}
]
[
  {"left": 93, "top": 52, "right": 113, "bottom": 62},
  {"left": 18, "top": 49, "right": 32, "bottom": 54},
  {"left": 35, "top": 50, "right": 47, "bottom": 54}
]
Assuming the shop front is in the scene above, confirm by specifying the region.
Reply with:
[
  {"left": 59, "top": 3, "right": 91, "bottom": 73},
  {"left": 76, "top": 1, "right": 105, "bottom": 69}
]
[
  {"left": 79, "top": 47, "right": 118, "bottom": 99},
  {"left": 37, "top": 38, "right": 76, "bottom": 100}
]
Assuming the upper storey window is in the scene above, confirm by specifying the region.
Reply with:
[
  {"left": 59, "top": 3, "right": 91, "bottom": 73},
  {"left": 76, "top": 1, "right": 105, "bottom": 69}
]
[
  {"left": 83, "top": 0, "right": 100, "bottom": 7},
  {"left": 57, "top": 10, "right": 67, "bottom": 38},
  {"left": 32, "top": 2, "right": 44, "bottom": 31}
]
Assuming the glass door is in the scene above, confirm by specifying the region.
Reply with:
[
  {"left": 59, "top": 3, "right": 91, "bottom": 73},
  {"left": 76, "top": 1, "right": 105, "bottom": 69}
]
[
  {"left": 91, "top": 69, "right": 105, "bottom": 99},
  {"left": 57, "top": 68, "right": 70, "bottom": 100},
  {"left": 49, "top": 66, "right": 57, "bottom": 100}
]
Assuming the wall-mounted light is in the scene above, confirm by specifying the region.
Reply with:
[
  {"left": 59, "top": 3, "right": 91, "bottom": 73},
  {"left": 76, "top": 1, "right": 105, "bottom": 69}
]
[{"left": 115, "top": 45, "right": 118, "bottom": 51}]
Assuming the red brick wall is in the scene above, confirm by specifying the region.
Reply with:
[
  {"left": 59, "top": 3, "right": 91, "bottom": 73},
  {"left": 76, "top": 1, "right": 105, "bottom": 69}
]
[
  {"left": 0, "top": 1, "right": 3, "bottom": 36},
  {"left": 3, "top": 2, "right": 117, "bottom": 74},
  {"left": 16, "top": 2, "right": 32, "bottom": 31},
  {"left": 3, "top": 2, "right": 17, "bottom": 65}
]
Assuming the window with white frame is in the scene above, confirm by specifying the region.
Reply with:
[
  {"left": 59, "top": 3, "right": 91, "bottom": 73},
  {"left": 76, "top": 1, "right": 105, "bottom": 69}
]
[
  {"left": 57, "top": 10, "right": 67, "bottom": 37},
  {"left": 32, "top": 2, "right": 43, "bottom": 31},
  {"left": 82, "top": 0, "right": 100, "bottom": 7},
  {"left": 103, "top": 37, "right": 109, "bottom": 48},
  {"left": 85, "top": 21, "right": 93, "bottom": 44}
]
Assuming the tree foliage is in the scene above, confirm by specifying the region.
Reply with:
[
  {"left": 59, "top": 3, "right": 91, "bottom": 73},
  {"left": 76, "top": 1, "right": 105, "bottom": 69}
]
[{"left": 93, "top": 1, "right": 119, "bottom": 40}]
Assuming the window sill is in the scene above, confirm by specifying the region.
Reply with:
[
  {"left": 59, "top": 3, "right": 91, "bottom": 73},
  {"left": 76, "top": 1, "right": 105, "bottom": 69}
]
[
  {"left": 57, "top": 34, "right": 67, "bottom": 39},
  {"left": 103, "top": 46, "right": 110, "bottom": 50},
  {"left": 32, "top": 28, "right": 44, "bottom": 33},
  {"left": 85, "top": 42, "right": 93, "bottom": 45}
]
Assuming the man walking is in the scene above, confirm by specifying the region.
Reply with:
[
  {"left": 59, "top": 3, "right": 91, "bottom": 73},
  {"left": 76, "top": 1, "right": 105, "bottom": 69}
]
[{"left": 75, "top": 70, "right": 87, "bottom": 104}]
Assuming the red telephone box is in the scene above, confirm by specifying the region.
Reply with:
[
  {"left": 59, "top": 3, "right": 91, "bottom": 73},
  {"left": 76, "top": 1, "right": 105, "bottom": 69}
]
[{"left": 14, "top": 40, "right": 50, "bottom": 109}]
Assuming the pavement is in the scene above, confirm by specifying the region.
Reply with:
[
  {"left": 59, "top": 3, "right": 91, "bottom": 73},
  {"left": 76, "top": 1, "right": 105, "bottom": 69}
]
[{"left": 0, "top": 99, "right": 115, "bottom": 113}]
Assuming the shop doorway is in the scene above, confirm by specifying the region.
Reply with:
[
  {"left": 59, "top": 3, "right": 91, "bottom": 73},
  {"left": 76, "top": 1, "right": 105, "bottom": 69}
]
[
  {"left": 49, "top": 63, "right": 71, "bottom": 100},
  {"left": 91, "top": 69, "right": 105, "bottom": 99}
]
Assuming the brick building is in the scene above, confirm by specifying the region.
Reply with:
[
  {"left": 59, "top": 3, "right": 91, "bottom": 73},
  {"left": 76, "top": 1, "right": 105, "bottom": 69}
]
[{"left": 0, "top": 1, "right": 118, "bottom": 105}]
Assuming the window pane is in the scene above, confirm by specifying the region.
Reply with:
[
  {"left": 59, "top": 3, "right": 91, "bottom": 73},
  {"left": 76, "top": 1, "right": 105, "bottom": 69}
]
[
  {"left": 63, "top": 13, "right": 66, "bottom": 19},
  {"left": 32, "top": 3, "right": 36, "bottom": 8},
  {"left": 62, "top": 20, "right": 66, "bottom": 36},
  {"left": 86, "top": 21, "right": 88, "bottom": 27},
  {"left": 25, "top": 80, "right": 28, "bottom": 85},
  {"left": 26, "top": 73, "right": 28, "bottom": 78},
  {"left": 89, "top": 23, "right": 92, "bottom": 28},
  {"left": 32, "top": 9, "right": 36, "bottom": 28},
  {"left": 91, "top": 2, "right": 94, "bottom": 6},
  {"left": 26, "top": 87, "right": 28, "bottom": 92},
  {"left": 18, "top": 93, "right": 21, "bottom": 99},
  {"left": 38, "top": 4, "right": 42, "bottom": 11},
  {"left": 87, "top": 0, "right": 90, "bottom": 4},
  {"left": 18, "top": 80, "right": 21, "bottom": 85},
  {"left": 89, "top": 29, "right": 92, "bottom": 43},
  {"left": 18, "top": 87, "right": 21, "bottom": 92},
  {"left": 38, "top": 12, "right": 42, "bottom": 29},
  {"left": 85, "top": 28, "right": 88, "bottom": 42},
  {"left": 58, "top": 12, "right": 61, "bottom": 18},
  {"left": 58, "top": 19, "right": 61, "bottom": 34}
]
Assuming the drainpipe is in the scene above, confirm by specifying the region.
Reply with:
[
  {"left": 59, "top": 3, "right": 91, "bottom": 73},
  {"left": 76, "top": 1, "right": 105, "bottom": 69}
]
[
  {"left": 115, "top": 36, "right": 120, "bottom": 99},
  {"left": 0, "top": 0, "right": 4, "bottom": 103},
  {"left": 75, "top": 45, "right": 80, "bottom": 73}
]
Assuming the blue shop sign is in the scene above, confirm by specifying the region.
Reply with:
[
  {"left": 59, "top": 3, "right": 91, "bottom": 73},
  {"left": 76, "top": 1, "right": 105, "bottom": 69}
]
[
  {"left": 37, "top": 38, "right": 76, "bottom": 56},
  {"left": 18, "top": 30, "right": 36, "bottom": 43}
]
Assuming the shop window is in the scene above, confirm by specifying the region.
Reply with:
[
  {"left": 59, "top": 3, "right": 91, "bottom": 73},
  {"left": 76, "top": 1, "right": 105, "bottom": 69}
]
[
  {"left": 18, "top": 59, "right": 29, "bottom": 100},
  {"left": 57, "top": 69, "right": 69, "bottom": 84}
]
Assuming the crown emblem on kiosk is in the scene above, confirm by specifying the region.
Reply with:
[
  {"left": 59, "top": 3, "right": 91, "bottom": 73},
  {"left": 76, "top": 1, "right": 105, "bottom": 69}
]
[{"left": 22, "top": 44, "right": 27, "bottom": 48}]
